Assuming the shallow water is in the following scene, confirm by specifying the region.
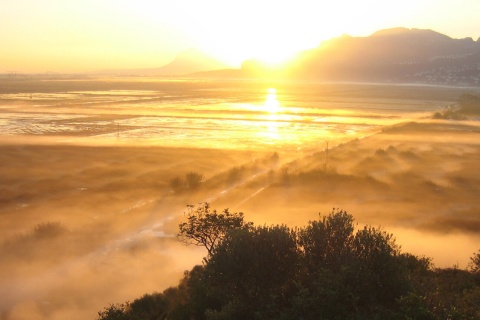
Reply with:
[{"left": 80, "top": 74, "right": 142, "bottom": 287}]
[
  {"left": 0, "top": 81, "right": 444, "bottom": 151},
  {"left": 1, "top": 79, "right": 479, "bottom": 320}
]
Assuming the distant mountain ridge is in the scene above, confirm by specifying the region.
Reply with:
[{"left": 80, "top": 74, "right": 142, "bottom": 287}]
[
  {"left": 97, "top": 28, "right": 480, "bottom": 86},
  {"left": 278, "top": 28, "right": 480, "bottom": 85},
  {"left": 153, "top": 49, "right": 228, "bottom": 75},
  {"left": 94, "top": 49, "right": 228, "bottom": 76}
]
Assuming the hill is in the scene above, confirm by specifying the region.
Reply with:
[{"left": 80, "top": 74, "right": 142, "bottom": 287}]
[
  {"left": 95, "top": 49, "right": 228, "bottom": 76},
  {"left": 95, "top": 28, "right": 480, "bottom": 85},
  {"left": 286, "top": 28, "right": 480, "bottom": 85},
  {"left": 152, "top": 49, "right": 228, "bottom": 76},
  {"left": 191, "top": 28, "right": 480, "bottom": 86}
]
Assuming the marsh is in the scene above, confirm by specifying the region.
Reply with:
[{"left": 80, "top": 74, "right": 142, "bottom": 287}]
[{"left": 1, "top": 78, "right": 479, "bottom": 319}]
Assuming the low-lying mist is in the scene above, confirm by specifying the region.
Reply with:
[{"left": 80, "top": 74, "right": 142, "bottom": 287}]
[
  {"left": 1, "top": 79, "right": 479, "bottom": 319},
  {"left": 0, "top": 144, "right": 265, "bottom": 320},
  {"left": 226, "top": 122, "right": 480, "bottom": 266}
]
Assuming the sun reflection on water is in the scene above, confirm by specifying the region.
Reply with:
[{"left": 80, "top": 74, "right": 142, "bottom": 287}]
[
  {"left": 265, "top": 88, "right": 280, "bottom": 113},
  {"left": 263, "top": 118, "right": 281, "bottom": 141},
  {"left": 262, "top": 88, "right": 281, "bottom": 141}
]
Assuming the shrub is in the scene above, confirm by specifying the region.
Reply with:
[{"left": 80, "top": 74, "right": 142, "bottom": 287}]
[
  {"left": 169, "top": 172, "right": 204, "bottom": 193},
  {"left": 33, "top": 222, "right": 66, "bottom": 239},
  {"left": 99, "top": 205, "right": 480, "bottom": 319},
  {"left": 185, "top": 172, "right": 204, "bottom": 190},
  {"left": 169, "top": 176, "right": 185, "bottom": 193}
]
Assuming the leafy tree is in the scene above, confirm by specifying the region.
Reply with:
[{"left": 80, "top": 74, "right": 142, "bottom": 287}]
[
  {"left": 226, "top": 166, "right": 244, "bottom": 185},
  {"left": 298, "top": 209, "right": 355, "bottom": 270},
  {"left": 99, "top": 205, "right": 480, "bottom": 320},
  {"left": 185, "top": 172, "right": 204, "bottom": 190},
  {"left": 205, "top": 225, "right": 299, "bottom": 318},
  {"left": 128, "top": 293, "right": 168, "bottom": 320},
  {"left": 459, "top": 93, "right": 480, "bottom": 114},
  {"left": 169, "top": 176, "right": 185, "bottom": 193},
  {"left": 177, "top": 203, "right": 252, "bottom": 256},
  {"left": 349, "top": 226, "right": 408, "bottom": 312},
  {"left": 169, "top": 172, "right": 204, "bottom": 193},
  {"left": 280, "top": 166, "right": 290, "bottom": 185},
  {"left": 270, "top": 151, "right": 280, "bottom": 167},
  {"left": 432, "top": 94, "right": 480, "bottom": 119},
  {"left": 469, "top": 249, "right": 480, "bottom": 273},
  {"left": 294, "top": 210, "right": 414, "bottom": 318},
  {"left": 424, "top": 267, "right": 480, "bottom": 319},
  {"left": 97, "top": 303, "right": 134, "bottom": 320},
  {"left": 33, "top": 221, "right": 66, "bottom": 239}
]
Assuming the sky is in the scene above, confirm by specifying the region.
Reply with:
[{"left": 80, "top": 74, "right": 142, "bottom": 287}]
[{"left": 1, "top": 0, "right": 479, "bottom": 73}]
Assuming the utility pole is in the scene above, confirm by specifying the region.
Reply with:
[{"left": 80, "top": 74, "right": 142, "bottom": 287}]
[{"left": 324, "top": 141, "right": 329, "bottom": 172}]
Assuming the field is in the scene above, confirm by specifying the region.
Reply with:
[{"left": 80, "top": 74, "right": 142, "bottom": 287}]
[{"left": 1, "top": 77, "right": 479, "bottom": 319}]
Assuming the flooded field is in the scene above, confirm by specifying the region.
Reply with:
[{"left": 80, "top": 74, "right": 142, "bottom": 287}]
[
  {"left": 1, "top": 77, "right": 479, "bottom": 320},
  {"left": 0, "top": 79, "right": 453, "bottom": 150}
]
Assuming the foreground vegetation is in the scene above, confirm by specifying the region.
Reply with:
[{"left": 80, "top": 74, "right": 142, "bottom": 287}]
[{"left": 98, "top": 204, "right": 480, "bottom": 320}]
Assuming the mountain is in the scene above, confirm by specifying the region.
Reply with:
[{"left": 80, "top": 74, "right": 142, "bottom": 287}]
[
  {"left": 153, "top": 49, "right": 228, "bottom": 75},
  {"left": 96, "top": 28, "right": 480, "bottom": 86},
  {"left": 95, "top": 49, "right": 228, "bottom": 76},
  {"left": 282, "top": 28, "right": 480, "bottom": 85}
]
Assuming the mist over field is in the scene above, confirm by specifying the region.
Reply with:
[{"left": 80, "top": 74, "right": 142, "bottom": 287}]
[{"left": 1, "top": 78, "right": 479, "bottom": 319}]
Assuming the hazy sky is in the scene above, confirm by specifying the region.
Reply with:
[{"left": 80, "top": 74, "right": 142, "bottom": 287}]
[{"left": 1, "top": 0, "right": 479, "bottom": 73}]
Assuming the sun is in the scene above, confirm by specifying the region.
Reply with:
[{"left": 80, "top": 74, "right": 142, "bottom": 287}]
[{"left": 191, "top": 4, "right": 323, "bottom": 68}]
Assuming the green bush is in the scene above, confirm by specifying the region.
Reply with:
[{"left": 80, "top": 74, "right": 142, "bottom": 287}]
[
  {"left": 169, "top": 172, "right": 204, "bottom": 193},
  {"left": 98, "top": 205, "right": 480, "bottom": 320}
]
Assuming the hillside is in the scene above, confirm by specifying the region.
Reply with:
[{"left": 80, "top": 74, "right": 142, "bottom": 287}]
[
  {"left": 192, "top": 28, "right": 480, "bottom": 86},
  {"left": 286, "top": 28, "right": 480, "bottom": 85},
  {"left": 95, "top": 49, "right": 228, "bottom": 76},
  {"left": 94, "top": 28, "right": 480, "bottom": 85},
  {"left": 152, "top": 49, "right": 228, "bottom": 76}
]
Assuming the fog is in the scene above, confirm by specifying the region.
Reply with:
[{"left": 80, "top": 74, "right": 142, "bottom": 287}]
[
  {"left": 1, "top": 78, "right": 479, "bottom": 319},
  {"left": 0, "top": 142, "right": 257, "bottom": 319}
]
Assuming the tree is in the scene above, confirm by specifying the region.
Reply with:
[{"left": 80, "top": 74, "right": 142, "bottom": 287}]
[
  {"left": 459, "top": 93, "right": 480, "bottom": 114},
  {"left": 469, "top": 249, "right": 480, "bottom": 273},
  {"left": 169, "top": 172, "right": 205, "bottom": 194},
  {"left": 128, "top": 293, "right": 168, "bottom": 320},
  {"left": 169, "top": 176, "right": 185, "bottom": 193},
  {"left": 97, "top": 303, "right": 133, "bottom": 320},
  {"left": 177, "top": 203, "right": 252, "bottom": 256},
  {"left": 205, "top": 225, "right": 299, "bottom": 319},
  {"left": 101, "top": 206, "right": 480, "bottom": 319},
  {"left": 185, "top": 172, "right": 204, "bottom": 190},
  {"left": 298, "top": 208, "right": 355, "bottom": 270},
  {"left": 349, "top": 226, "right": 408, "bottom": 312},
  {"left": 270, "top": 151, "right": 280, "bottom": 167}
]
